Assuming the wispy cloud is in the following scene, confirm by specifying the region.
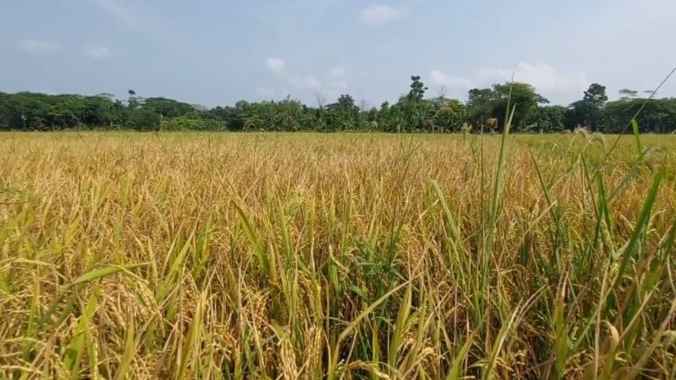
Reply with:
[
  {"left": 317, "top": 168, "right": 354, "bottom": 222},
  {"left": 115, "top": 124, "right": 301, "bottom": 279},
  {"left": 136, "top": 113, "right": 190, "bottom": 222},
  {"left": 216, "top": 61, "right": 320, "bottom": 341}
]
[
  {"left": 429, "top": 63, "right": 588, "bottom": 103},
  {"left": 266, "top": 57, "right": 286, "bottom": 74},
  {"left": 92, "top": 0, "right": 136, "bottom": 27},
  {"left": 261, "top": 59, "right": 353, "bottom": 102},
  {"left": 477, "top": 62, "right": 588, "bottom": 102},
  {"left": 17, "top": 39, "right": 61, "bottom": 55},
  {"left": 359, "top": 5, "right": 405, "bottom": 26},
  {"left": 84, "top": 46, "right": 113, "bottom": 60},
  {"left": 265, "top": 57, "right": 320, "bottom": 90}
]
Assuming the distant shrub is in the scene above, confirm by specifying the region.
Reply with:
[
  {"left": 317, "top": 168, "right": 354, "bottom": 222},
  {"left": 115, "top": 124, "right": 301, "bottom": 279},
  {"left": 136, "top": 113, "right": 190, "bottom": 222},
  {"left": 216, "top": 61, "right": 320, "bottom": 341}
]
[
  {"left": 127, "top": 109, "right": 161, "bottom": 131},
  {"left": 160, "top": 116, "right": 225, "bottom": 131}
]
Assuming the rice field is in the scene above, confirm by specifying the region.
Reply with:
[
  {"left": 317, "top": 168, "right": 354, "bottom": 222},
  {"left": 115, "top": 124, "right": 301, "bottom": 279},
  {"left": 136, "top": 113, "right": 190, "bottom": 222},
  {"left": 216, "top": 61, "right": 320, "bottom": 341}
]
[{"left": 0, "top": 131, "right": 674, "bottom": 379}]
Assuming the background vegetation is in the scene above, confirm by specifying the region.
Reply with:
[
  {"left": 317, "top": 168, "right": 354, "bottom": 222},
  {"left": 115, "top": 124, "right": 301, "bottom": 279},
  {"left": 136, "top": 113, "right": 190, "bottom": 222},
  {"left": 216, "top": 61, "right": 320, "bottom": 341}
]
[
  {"left": 2, "top": 77, "right": 676, "bottom": 133},
  {"left": 0, "top": 131, "right": 674, "bottom": 379}
]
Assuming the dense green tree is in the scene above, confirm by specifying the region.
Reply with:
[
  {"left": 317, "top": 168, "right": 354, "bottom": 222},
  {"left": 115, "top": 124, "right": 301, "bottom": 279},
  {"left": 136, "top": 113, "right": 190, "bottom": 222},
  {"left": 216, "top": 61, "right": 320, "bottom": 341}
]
[
  {"left": 567, "top": 83, "right": 608, "bottom": 131},
  {"left": 127, "top": 109, "right": 161, "bottom": 131},
  {"left": 466, "top": 88, "right": 498, "bottom": 126},
  {"left": 364, "top": 107, "right": 380, "bottom": 130},
  {"left": 0, "top": 93, "right": 10, "bottom": 130},
  {"left": 432, "top": 98, "right": 466, "bottom": 132},
  {"left": 271, "top": 98, "right": 310, "bottom": 131},
  {"left": 602, "top": 98, "right": 676, "bottom": 133},
  {"left": 407, "top": 76, "right": 428, "bottom": 102},
  {"left": 3, "top": 93, "right": 51, "bottom": 130},
  {"left": 81, "top": 96, "right": 116, "bottom": 126},
  {"left": 526, "top": 105, "right": 567, "bottom": 132},
  {"left": 1, "top": 75, "right": 675, "bottom": 133},
  {"left": 326, "top": 94, "right": 360, "bottom": 130},
  {"left": 493, "top": 82, "right": 549, "bottom": 130},
  {"left": 205, "top": 105, "right": 243, "bottom": 130},
  {"left": 143, "top": 97, "right": 195, "bottom": 118},
  {"left": 377, "top": 101, "right": 402, "bottom": 132},
  {"left": 160, "top": 115, "right": 224, "bottom": 131},
  {"left": 584, "top": 83, "right": 608, "bottom": 106},
  {"left": 396, "top": 76, "right": 434, "bottom": 132},
  {"left": 467, "top": 82, "right": 548, "bottom": 131}
]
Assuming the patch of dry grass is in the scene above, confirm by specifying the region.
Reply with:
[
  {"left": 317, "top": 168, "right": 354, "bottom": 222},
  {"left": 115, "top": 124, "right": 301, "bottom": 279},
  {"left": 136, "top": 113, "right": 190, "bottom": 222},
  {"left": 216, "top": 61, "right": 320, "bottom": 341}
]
[{"left": 0, "top": 132, "right": 674, "bottom": 379}]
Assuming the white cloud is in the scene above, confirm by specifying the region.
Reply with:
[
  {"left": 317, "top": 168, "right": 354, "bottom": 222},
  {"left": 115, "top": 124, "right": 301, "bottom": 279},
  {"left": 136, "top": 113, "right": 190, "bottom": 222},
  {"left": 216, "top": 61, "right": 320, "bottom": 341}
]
[
  {"left": 263, "top": 58, "right": 321, "bottom": 98},
  {"left": 266, "top": 57, "right": 286, "bottom": 73},
  {"left": 263, "top": 61, "right": 351, "bottom": 102},
  {"left": 477, "top": 62, "right": 588, "bottom": 102},
  {"left": 428, "top": 63, "right": 588, "bottom": 103},
  {"left": 360, "top": 5, "right": 405, "bottom": 26},
  {"left": 92, "top": 0, "right": 136, "bottom": 27},
  {"left": 17, "top": 40, "right": 61, "bottom": 55},
  {"left": 84, "top": 46, "right": 112, "bottom": 60}
]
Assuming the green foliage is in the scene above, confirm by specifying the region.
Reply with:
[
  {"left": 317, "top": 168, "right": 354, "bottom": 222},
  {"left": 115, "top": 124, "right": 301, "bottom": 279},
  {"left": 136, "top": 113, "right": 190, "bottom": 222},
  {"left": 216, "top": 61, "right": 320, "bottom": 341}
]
[
  {"left": 407, "top": 75, "right": 428, "bottom": 102},
  {"left": 566, "top": 83, "right": 608, "bottom": 131},
  {"left": 160, "top": 116, "right": 224, "bottom": 131},
  {"left": 433, "top": 98, "right": 467, "bottom": 132},
  {"left": 143, "top": 97, "right": 196, "bottom": 118},
  {"left": 325, "top": 94, "right": 360, "bottom": 130},
  {"left": 467, "top": 82, "right": 548, "bottom": 131},
  {"left": 466, "top": 88, "right": 496, "bottom": 126},
  {"left": 127, "top": 109, "right": 161, "bottom": 131},
  {"left": 584, "top": 82, "right": 608, "bottom": 106},
  {"left": 602, "top": 98, "right": 676, "bottom": 133},
  {"left": 0, "top": 92, "right": 126, "bottom": 130},
  {"left": 1, "top": 76, "right": 676, "bottom": 134},
  {"left": 233, "top": 98, "right": 314, "bottom": 131},
  {"left": 494, "top": 82, "right": 549, "bottom": 130},
  {"left": 526, "top": 105, "right": 567, "bottom": 132},
  {"left": 393, "top": 75, "right": 435, "bottom": 132}
]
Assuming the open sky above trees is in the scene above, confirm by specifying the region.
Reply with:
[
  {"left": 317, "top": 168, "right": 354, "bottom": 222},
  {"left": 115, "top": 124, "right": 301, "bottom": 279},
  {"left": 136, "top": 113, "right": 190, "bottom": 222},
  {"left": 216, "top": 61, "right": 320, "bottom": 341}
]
[{"left": 2, "top": 0, "right": 676, "bottom": 107}]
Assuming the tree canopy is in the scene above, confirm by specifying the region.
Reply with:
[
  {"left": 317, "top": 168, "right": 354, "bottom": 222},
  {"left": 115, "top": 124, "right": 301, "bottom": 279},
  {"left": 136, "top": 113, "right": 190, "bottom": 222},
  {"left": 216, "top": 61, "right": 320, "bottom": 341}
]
[{"left": 2, "top": 77, "right": 675, "bottom": 133}]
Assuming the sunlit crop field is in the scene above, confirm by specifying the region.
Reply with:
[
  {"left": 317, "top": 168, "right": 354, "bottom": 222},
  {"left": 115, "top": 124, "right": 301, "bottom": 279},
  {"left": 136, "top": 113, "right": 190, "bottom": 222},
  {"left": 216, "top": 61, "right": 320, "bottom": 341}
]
[{"left": 1, "top": 132, "right": 674, "bottom": 379}]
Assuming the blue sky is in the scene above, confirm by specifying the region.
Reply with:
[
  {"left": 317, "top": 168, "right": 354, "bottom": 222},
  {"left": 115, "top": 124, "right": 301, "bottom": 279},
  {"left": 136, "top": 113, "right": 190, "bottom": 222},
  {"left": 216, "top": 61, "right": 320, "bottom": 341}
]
[{"left": 2, "top": 0, "right": 675, "bottom": 107}]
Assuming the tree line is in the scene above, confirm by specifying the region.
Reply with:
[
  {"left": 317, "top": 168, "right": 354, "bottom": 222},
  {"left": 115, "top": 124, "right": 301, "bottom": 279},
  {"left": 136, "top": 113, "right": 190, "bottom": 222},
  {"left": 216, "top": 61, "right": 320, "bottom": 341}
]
[{"left": 2, "top": 77, "right": 676, "bottom": 133}]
